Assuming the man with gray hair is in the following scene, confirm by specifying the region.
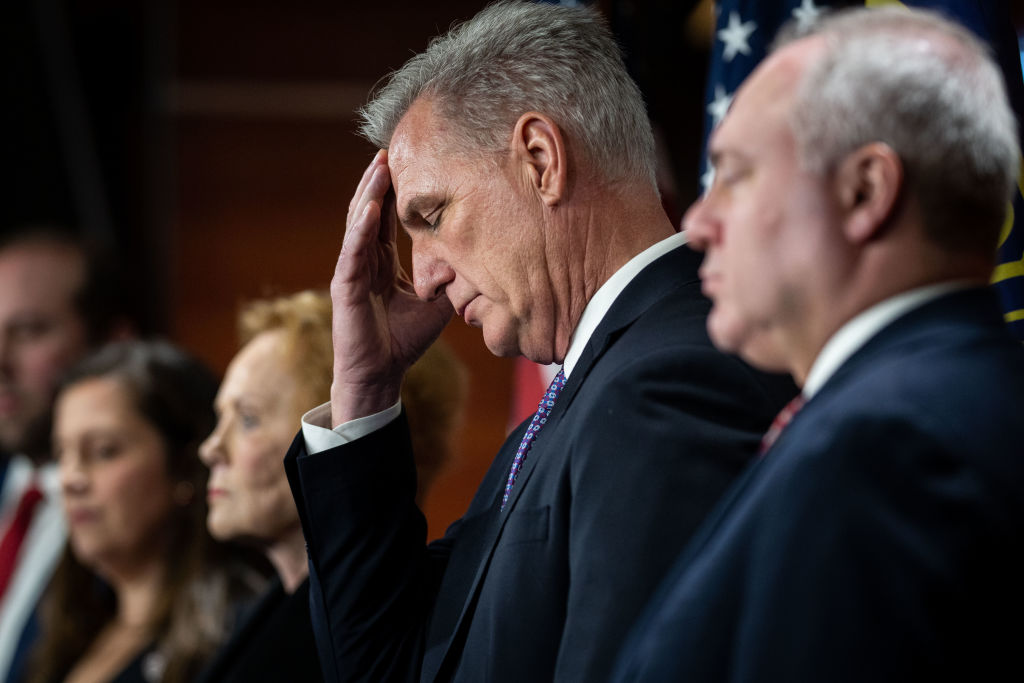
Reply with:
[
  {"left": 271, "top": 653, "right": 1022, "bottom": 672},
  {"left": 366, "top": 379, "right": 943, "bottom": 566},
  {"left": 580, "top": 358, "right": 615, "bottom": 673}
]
[
  {"left": 613, "top": 6, "right": 1024, "bottom": 681},
  {"left": 284, "top": 1, "right": 794, "bottom": 681}
]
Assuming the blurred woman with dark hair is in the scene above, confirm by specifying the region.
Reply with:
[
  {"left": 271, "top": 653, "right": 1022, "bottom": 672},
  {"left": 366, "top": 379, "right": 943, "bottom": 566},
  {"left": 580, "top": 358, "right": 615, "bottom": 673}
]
[
  {"left": 26, "top": 340, "right": 264, "bottom": 683},
  {"left": 195, "top": 290, "right": 465, "bottom": 683}
]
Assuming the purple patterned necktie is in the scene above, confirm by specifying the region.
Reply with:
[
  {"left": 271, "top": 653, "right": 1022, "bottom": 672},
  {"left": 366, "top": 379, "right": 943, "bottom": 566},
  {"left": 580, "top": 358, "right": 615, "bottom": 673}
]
[{"left": 502, "top": 369, "right": 567, "bottom": 509}]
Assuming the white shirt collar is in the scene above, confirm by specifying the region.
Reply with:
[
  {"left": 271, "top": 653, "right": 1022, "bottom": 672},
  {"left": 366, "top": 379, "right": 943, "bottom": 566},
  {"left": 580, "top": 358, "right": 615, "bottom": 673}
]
[
  {"left": 802, "top": 281, "right": 972, "bottom": 399},
  {"left": 561, "top": 231, "right": 689, "bottom": 378}
]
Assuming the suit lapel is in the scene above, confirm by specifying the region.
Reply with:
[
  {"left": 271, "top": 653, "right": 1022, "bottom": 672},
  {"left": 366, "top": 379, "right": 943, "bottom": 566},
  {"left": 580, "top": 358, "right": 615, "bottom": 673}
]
[
  {"left": 763, "top": 288, "right": 1003, "bottom": 462},
  {"left": 814, "top": 287, "right": 1004, "bottom": 404},
  {"left": 501, "top": 245, "right": 703, "bottom": 518},
  {"left": 424, "top": 243, "right": 703, "bottom": 681},
  {"left": 575, "top": 244, "right": 702, "bottom": 389}
]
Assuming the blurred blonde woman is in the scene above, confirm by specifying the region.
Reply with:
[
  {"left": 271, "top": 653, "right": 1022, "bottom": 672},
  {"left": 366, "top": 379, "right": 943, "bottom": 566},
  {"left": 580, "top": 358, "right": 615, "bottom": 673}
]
[
  {"left": 195, "top": 290, "right": 465, "bottom": 683},
  {"left": 27, "top": 341, "right": 264, "bottom": 683}
]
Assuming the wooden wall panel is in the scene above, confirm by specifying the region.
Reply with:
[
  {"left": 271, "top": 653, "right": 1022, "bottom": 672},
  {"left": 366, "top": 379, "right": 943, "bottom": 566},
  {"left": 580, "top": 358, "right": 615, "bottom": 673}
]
[{"left": 171, "top": 1, "right": 510, "bottom": 540}]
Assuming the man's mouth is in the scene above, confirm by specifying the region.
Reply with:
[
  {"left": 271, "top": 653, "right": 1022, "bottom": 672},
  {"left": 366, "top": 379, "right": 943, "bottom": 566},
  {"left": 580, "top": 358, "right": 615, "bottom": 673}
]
[
  {"left": 698, "top": 269, "right": 720, "bottom": 298},
  {"left": 457, "top": 296, "right": 480, "bottom": 325}
]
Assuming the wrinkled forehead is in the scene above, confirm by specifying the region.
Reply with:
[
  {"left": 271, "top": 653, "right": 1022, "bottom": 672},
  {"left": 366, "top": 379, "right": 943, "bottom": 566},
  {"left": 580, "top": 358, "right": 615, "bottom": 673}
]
[
  {"left": 388, "top": 98, "right": 456, "bottom": 183},
  {"left": 387, "top": 96, "right": 503, "bottom": 228}
]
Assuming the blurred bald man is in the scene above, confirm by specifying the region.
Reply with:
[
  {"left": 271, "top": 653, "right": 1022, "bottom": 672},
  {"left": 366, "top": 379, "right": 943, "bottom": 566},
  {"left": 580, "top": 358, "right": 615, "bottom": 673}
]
[{"left": 615, "top": 7, "right": 1024, "bottom": 681}]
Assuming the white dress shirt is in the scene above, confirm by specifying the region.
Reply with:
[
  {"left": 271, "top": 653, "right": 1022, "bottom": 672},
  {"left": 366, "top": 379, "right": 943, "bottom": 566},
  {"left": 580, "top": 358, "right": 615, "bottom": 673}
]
[
  {"left": 301, "top": 231, "right": 690, "bottom": 453},
  {"left": 0, "top": 456, "right": 66, "bottom": 678},
  {"left": 802, "top": 281, "right": 972, "bottom": 400}
]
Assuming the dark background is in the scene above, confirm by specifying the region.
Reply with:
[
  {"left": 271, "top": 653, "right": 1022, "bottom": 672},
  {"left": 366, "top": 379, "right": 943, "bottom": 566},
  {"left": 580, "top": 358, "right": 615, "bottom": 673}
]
[{"left": 3, "top": 0, "right": 723, "bottom": 537}]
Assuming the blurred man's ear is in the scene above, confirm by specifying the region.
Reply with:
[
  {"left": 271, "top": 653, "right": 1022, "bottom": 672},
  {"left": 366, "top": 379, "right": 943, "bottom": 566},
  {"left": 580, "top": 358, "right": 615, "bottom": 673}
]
[
  {"left": 512, "top": 112, "right": 567, "bottom": 207},
  {"left": 835, "top": 142, "right": 904, "bottom": 244}
]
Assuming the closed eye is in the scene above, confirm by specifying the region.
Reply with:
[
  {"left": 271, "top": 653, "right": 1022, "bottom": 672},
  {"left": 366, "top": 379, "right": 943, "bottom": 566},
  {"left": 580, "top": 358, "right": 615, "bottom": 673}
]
[
  {"left": 399, "top": 192, "right": 445, "bottom": 232},
  {"left": 424, "top": 210, "right": 443, "bottom": 231},
  {"left": 717, "top": 169, "right": 748, "bottom": 187}
]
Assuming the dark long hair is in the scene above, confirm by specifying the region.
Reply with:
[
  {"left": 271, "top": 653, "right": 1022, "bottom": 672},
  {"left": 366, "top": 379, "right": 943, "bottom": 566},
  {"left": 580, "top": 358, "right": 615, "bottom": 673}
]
[{"left": 28, "top": 340, "right": 265, "bottom": 683}]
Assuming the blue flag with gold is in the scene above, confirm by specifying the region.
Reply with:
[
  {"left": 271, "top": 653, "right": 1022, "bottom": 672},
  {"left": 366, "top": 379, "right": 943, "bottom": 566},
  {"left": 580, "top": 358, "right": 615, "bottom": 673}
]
[{"left": 703, "top": 0, "right": 1024, "bottom": 340}]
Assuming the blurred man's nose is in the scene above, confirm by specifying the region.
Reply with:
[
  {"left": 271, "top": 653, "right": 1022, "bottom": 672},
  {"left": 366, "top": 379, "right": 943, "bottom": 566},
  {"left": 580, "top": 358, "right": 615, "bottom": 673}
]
[{"left": 682, "top": 196, "right": 718, "bottom": 252}]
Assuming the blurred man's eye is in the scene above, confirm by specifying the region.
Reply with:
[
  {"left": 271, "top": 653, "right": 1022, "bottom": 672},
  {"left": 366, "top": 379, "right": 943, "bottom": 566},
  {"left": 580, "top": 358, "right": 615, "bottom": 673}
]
[{"left": 9, "top": 318, "right": 54, "bottom": 342}]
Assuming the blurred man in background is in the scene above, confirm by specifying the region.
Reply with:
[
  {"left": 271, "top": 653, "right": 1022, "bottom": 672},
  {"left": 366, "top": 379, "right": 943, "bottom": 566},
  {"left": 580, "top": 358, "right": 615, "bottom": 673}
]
[
  {"left": 0, "top": 226, "right": 131, "bottom": 681},
  {"left": 615, "top": 7, "right": 1024, "bottom": 680}
]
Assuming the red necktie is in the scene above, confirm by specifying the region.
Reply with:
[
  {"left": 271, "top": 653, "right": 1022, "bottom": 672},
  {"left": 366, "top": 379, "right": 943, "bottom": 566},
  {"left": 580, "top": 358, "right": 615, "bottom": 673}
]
[
  {"left": 758, "top": 395, "right": 806, "bottom": 456},
  {"left": 0, "top": 480, "right": 44, "bottom": 598}
]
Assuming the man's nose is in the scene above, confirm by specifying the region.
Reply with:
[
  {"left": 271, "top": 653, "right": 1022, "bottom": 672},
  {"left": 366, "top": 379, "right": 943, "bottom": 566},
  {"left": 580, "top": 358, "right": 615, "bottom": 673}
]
[
  {"left": 411, "top": 241, "right": 455, "bottom": 301},
  {"left": 681, "top": 196, "right": 718, "bottom": 251}
]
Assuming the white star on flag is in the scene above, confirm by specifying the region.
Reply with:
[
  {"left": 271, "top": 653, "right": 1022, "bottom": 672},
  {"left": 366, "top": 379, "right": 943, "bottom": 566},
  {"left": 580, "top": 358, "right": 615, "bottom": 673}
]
[
  {"left": 700, "top": 165, "right": 716, "bottom": 195},
  {"left": 792, "top": 0, "right": 821, "bottom": 31},
  {"left": 717, "top": 11, "right": 756, "bottom": 62},
  {"left": 706, "top": 84, "right": 733, "bottom": 128}
]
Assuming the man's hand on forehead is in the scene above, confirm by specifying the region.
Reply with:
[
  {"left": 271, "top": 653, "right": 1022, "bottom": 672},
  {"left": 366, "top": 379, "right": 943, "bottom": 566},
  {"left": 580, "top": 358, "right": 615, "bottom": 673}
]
[{"left": 328, "top": 150, "right": 452, "bottom": 426}]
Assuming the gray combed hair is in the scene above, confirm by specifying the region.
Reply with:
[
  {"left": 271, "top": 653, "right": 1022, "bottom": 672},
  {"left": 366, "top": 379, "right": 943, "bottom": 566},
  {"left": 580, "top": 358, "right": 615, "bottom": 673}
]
[
  {"left": 781, "top": 6, "right": 1019, "bottom": 254},
  {"left": 358, "top": 0, "right": 657, "bottom": 188}
]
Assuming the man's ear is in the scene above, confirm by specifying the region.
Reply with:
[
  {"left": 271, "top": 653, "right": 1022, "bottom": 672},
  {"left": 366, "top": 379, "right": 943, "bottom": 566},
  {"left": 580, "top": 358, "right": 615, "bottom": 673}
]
[
  {"left": 835, "top": 142, "right": 904, "bottom": 244},
  {"left": 511, "top": 112, "right": 566, "bottom": 206}
]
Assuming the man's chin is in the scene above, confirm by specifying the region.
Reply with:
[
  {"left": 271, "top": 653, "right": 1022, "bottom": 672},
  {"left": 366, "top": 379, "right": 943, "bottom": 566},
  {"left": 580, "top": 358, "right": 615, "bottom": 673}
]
[
  {"left": 709, "top": 311, "right": 791, "bottom": 374},
  {"left": 0, "top": 424, "right": 28, "bottom": 456},
  {"left": 738, "top": 342, "right": 791, "bottom": 374},
  {"left": 480, "top": 322, "right": 522, "bottom": 359},
  {"left": 483, "top": 336, "right": 521, "bottom": 359},
  {"left": 706, "top": 308, "right": 744, "bottom": 355},
  {"left": 480, "top": 319, "right": 560, "bottom": 364}
]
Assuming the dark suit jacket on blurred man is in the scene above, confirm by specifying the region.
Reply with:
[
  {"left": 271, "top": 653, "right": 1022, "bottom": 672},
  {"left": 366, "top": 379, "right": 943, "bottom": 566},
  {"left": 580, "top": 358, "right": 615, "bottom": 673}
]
[{"left": 614, "top": 7, "right": 1024, "bottom": 681}]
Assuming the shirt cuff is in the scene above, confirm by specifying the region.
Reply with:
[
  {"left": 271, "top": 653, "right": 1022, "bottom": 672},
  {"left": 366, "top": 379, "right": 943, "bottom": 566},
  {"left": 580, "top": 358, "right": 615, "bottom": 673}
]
[{"left": 300, "top": 401, "right": 403, "bottom": 454}]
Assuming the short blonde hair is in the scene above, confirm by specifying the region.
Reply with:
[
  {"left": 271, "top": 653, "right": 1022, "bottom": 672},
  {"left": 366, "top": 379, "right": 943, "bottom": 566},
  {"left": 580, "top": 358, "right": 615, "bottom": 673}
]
[
  {"left": 239, "top": 290, "right": 466, "bottom": 497},
  {"left": 240, "top": 290, "right": 334, "bottom": 412}
]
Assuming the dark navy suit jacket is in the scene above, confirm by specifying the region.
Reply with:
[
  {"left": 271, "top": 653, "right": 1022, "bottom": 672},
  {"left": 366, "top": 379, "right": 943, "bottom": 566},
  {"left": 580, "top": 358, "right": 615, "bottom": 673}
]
[
  {"left": 613, "top": 287, "right": 1024, "bottom": 682},
  {"left": 285, "top": 245, "right": 796, "bottom": 682}
]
